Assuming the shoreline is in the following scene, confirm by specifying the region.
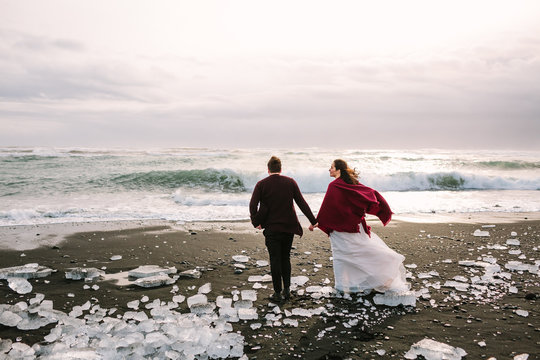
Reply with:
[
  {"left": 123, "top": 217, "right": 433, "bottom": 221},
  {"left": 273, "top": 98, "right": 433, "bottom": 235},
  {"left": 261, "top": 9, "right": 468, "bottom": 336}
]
[
  {"left": 0, "top": 214, "right": 538, "bottom": 358},
  {"left": 1, "top": 211, "right": 539, "bottom": 251}
]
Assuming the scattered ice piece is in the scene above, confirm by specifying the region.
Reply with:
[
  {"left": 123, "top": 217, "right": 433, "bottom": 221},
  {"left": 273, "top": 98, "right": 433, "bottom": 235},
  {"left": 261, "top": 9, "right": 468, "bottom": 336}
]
[
  {"left": 404, "top": 338, "right": 467, "bottom": 360},
  {"left": 128, "top": 265, "right": 177, "bottom": 278},
  {"left": 67, "top": 293, "right": 75, "bottom": 298},
  {"left": 179, "top": 269, "right": 201, "bottom": 279},
  {"left": 373, "top": 291, "right": 417, "bottom": 307},
  {"left": 291, "top": 276, "right": 309, "bottom": 287},
  {"left": 509, "top": 250, "right": 521, "bottom": 255},
  {"left": 172, "top": 295, "right": 185, "bottom": 304},
  {"left": 443, "top": 281, "right": 469, "bottom": 292},
  {"left": 477, "top": 341, "right": 486, "bottom": 347},
  {"left": 515, "top": 310, "right": 529, "bottom": 317},
  {"left": 216, "top": 296, "right": 233, "bottom": 308},
  {"left": 482, "top": 225, "right": 496, "bottom": 228},
  {"left": 505, "top": 261, "right": 538, "bottom": 273},
  {"left": 405, "top": 264, "right": 417, "bottom": 269},
  {"left": 250, "top": 323, "right": 262, "bottom": 330},
  {"left": 187, "top": 294, "right": 208, "bottom": 308},
  {"left": 506, "top": 239, "right": 520, "bottom": 246},
  {"left": 234, "top": 263, "right": 246, "bottom": 269},
  {"left": 248, "top": 275, "right": 272, "bottom": 282},
  {"left": 91, "top": 284, "right": 99, "bottom": 290},
  {"left": 0, "top": 263, "right": 52, "bottom": 279},
  {"left": 133, "top": 274, "right": 176, "bottom": 288},
  {"left": 304, "top": 251, "right": 311, "bottom": 255},
  {"left": 453, "top": 276, "right": 468, "bottom": 283},
  {"left": 510, "top": 231, "right": 518, "bottom": 236},
  {"left": 65, "top": 267, "right": 104, "bottom": 281},
  {"left": 487, "top": 244, "right": 507, "bottom": 250},
  {"left": 190, "top": 303, "right": 215, "bottom": 315},
  {"left": 198, "top": 283, "right": 212, "bottom": 294},
  {"left": 232, "top": 255, "right": 249, "bottom": 263},
  {"left": 127, "top": 300, "right": 140, "bottom": 309},
  {"left": 241, "top": 290, "right": 257, "bottom": 301},
  {"left": 442, "top": 259, "right": 453, "bottom": 263},
  {"left": 376, "top": 349, "right": 386, "bottom": 356},
  {"left": 473, "top": 229, "right": 490, "bottom": 237},
  {"left": 7, "top": 278, "right": 32, "bottom": 294},
  {"left": 110, "top": 255, "right": 122, "bottom": 261},
  {"left": 0, "top": 311, "right": 23, "bottom": 327},
  {"left": 255, "top": 260, "right": 269, "bottom": 267},
  {"left": 514, "top": 354, "right": 529, "bottom": 360},
  {"left": 238, "top": 308, "right": 258, "bottom": 320}
]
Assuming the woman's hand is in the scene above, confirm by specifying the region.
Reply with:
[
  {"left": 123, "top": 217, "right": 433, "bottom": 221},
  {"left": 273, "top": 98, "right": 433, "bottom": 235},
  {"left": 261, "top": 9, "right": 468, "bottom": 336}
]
[{"left": 308, "top": 223, "right": 318, "bottom": 231}]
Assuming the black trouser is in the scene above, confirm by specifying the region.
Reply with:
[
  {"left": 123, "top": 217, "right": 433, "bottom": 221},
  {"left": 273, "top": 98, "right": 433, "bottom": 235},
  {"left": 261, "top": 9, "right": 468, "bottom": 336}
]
[{"left": 263, "top": 230, "right": 294, "bottom": 293}]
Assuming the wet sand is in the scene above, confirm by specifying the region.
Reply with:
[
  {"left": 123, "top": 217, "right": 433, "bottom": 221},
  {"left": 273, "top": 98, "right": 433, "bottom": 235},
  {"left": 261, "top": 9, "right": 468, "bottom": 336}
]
[{"left": 0, "top": 213, "right": 539, "bottom": 359}]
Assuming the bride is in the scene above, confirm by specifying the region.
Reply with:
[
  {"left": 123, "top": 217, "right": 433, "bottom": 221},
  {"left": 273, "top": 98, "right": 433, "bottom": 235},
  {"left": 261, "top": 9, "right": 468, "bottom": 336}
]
[{"left": 309, "top": 159, "right": 409, "bottom": 294}]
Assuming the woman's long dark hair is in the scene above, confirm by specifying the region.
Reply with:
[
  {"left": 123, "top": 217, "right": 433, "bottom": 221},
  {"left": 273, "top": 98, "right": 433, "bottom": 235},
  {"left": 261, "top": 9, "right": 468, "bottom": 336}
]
[{"left": 333, "top": 159, "right": 359, "bottom": 185}]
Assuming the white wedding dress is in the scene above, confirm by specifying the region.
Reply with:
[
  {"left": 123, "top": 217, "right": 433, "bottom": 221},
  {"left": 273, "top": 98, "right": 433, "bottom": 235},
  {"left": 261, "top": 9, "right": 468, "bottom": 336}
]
[{"left": 329, "top": 226, "right": 409, "bottom": 293}]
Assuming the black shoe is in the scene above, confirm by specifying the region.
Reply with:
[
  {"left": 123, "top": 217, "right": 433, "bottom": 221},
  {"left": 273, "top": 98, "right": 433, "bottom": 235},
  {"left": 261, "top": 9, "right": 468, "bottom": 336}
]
[
  {"left": 269, "top": 292, "right": 282, "bottom": 302},
  {"left": 282, "top": 288, "right": 291, "bottom": 300}
]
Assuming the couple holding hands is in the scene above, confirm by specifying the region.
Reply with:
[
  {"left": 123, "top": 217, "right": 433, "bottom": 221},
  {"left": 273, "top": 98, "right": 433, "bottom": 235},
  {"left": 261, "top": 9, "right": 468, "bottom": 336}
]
[{"left": 249, "top": 156, "right": 409, "bottom": 302}]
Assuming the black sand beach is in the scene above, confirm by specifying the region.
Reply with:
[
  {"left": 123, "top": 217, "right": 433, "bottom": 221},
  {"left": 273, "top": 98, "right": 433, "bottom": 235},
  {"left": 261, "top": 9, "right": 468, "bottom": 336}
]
[{"left": 0, "top": 214, "right": 538, "bottom": 359}]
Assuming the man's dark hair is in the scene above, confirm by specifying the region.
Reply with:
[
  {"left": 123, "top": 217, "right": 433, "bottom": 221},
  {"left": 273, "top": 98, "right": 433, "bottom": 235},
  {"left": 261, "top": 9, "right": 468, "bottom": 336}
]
[{"left": 267, "top": 156, "right": 281, "bottom": 173}]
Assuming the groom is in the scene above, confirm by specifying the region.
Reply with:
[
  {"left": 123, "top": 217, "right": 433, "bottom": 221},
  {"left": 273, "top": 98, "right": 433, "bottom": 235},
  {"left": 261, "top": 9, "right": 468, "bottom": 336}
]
[{"left": 249, "top": 156, "right": 317, "bottom": 302}]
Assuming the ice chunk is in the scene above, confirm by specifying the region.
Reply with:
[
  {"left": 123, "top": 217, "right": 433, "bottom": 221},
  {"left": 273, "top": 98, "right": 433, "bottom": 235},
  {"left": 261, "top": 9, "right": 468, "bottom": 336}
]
[
  {"left": 232, "top": 255, "right": 249, "bottom": 263},
  {"left": 234, "top": 300, "right": 253, "bottom": 309},
  {"left": 505, "top": 261, "right": 538, "bottom": 273},
  {"left": 128, "top": 265, "right": 177, "bottom": 278},
  {"left": 482, "top": 225, "right": 496, "bottom": 228},
  {"left": 65, "top": 267, "right": 104, "bottom": 281},
  {"left": 241, "top": 290, "right": 257, "bottom": 301},
  {"left": 110, "top": 255, "right": 122, "bottom": 261},
  {"left": 256, "top": 260, "right": 269, "bottom": 267},
  {"left": 216, "top": 296, "right": 233, "bottom": 308},
  {"left": 514, "top": 354, "right": 529, "bottom": 360},
  {"left": 506, "top": 239, "right": 520, "bottom": 246},
  {"left": 291, "top": 276, "right": 309, "bottom": 287},
  {"left": 238, "top": 308, "right": 257, "bottom": 320},
  {"left": 190, "top": 303, "right": 215, "bottom": 315},
  {"left": 133, "top": 274, "right": 176, "bottom": 288},
  {"left": 187, "top": 294, "right": 208, "bottom": 308},
  {"left": 0, "top": 311, "right": 23, "bottom": 327},
  {"left": 510, "top": 231, "right": 518, "bottom": 236},
  {"left": 250, "top": 323, "right": 262, "bottom": 330},
  {"left": 8, "top": 277, "right": 32, "bottom": 294},
  {"left": 248, "top": 275, "right": 272, "bottom": 282},
  {"left": 515, "top": 309, "right": 529, "bottom": 317},
  {"left": 404, "top": 338, "right": 467, "bottom": 360},
  {"left": 283, "top": 318, "right": 299, "bottom": 327},
  {"left": 127, "top": 300, "right": 140, "bottom": 309},
  {"left": 443, "top": 281, "right": 469, "bottom": 292},
  {"left": 473, "top": 229, "right": 490, "bottom": 237},
  {"left": 0, "top": 339, "right": 12, "bottom": 353},
  {"left": 198, "top": 283, "right": 212, "bottom": 294},
  {"left": 172, "top": 295, "right": 185, "bottom": 304},
  {"left": 179, "top": 269, "right": 201, "bottom": 278},
  {"left": 373, "top": 291, "right": 417, "bottom": 307},
  {"left": 0, "top": 263, "right": 52, "bottom": 279}
]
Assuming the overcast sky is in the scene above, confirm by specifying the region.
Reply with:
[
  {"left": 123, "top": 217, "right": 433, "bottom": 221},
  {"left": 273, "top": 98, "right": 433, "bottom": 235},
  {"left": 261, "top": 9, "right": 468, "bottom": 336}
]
[{"left": 1, "top": 0, "right": 539, "bottom": 150}]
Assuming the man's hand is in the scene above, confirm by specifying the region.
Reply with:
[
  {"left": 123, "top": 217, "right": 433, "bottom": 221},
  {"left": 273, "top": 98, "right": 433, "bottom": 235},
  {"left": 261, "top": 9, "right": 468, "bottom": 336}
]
[{"left": 308, "top": 223, "right": 318, "bottom": 231}]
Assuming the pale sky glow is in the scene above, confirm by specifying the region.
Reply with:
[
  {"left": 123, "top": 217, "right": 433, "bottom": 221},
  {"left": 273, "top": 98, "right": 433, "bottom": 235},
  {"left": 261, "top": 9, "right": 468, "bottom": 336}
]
[{"left": 1, "top": 0, "right": 539, "bottom": 149}]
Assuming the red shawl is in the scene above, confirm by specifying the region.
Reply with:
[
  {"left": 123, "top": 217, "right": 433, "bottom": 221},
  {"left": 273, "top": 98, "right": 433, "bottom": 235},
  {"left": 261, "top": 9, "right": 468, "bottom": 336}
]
[{"left": 317, "top": 178, "right": 392, "bottom": 236}]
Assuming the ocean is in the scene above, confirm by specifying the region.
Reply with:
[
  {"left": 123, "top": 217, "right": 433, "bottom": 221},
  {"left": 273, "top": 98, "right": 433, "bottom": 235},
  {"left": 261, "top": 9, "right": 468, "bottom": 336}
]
[{"left": 0, "top": 147, "right": 539, "bottom": 226}]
